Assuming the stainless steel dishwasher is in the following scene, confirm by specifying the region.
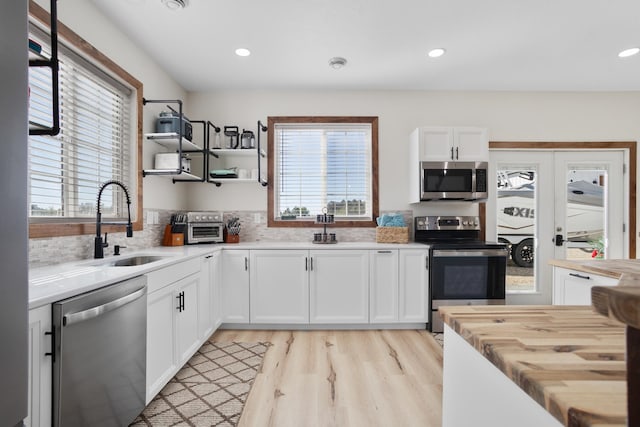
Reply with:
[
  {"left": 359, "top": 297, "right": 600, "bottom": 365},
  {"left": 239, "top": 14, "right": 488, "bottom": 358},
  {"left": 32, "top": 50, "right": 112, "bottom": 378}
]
[{"left": 53, "top": 275, "right": 147, "bottom": 427}]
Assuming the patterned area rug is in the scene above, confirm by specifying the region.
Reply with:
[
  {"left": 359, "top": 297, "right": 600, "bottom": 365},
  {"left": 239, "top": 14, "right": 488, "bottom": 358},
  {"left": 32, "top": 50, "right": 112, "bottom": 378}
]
[{"left": 131, "top": 341, "right": 269, "bottom": 427}]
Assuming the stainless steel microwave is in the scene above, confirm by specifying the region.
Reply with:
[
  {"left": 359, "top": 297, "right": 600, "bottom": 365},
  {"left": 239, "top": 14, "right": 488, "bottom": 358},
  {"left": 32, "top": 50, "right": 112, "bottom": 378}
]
[{"left": 420, "top": 161, "right": 488, "bottom": 201}]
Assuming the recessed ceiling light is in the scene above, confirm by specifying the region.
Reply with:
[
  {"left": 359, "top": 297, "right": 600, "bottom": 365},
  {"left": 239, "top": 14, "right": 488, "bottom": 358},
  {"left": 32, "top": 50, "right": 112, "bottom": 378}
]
[
  {"left": 428, "top": 48, "right": 446, "bottom": 58},
  {"left": 235, "top": 48, "right": 251, "bottom": 57},
  {"left": 618, "top": 47, "right": 640, "bottom": 58},
  {"left": 328, "top": 57, "right": 347, "bottom": 69},
  {"left": 161, "top": 0, "right": 186, "bottom": 10}
]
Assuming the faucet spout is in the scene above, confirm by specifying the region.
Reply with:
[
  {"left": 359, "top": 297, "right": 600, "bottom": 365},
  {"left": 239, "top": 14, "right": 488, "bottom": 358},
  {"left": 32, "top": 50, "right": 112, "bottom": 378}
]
[{"left": 95, "top": 180, "right": 133, "bottom": 259}]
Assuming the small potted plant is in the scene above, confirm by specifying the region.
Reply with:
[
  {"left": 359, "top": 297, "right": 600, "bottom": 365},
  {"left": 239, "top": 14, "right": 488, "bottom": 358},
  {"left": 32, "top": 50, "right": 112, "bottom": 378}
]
[{"left": 225, "top": 217, "right": 241, "bottom": 243}]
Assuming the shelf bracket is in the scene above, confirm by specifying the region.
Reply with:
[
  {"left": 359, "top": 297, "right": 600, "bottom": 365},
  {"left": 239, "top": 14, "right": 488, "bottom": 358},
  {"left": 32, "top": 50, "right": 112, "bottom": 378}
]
[{"left": 257, "top": 120, "right": 268, "bottom": 186}]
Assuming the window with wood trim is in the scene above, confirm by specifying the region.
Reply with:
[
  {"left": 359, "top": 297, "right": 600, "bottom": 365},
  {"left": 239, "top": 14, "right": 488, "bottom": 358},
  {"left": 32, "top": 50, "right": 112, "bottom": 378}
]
[
  {"left": 28, "top": 2, "right": 143, "bottom": 238},
  {"left": 267, "top": 117, "right": 379, "bottom": 227}
]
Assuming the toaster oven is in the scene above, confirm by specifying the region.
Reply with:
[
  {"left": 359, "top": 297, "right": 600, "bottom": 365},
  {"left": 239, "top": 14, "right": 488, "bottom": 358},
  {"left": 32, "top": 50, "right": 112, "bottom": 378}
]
[{"left": 185, "top": 211, "right": 224, "bottom": 244}]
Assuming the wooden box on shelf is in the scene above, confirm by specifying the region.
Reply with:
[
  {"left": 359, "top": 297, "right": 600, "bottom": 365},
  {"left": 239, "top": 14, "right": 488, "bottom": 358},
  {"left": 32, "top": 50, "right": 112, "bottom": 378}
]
[{"left": 376, "top": 227, "right": 409, "bottom": 243}]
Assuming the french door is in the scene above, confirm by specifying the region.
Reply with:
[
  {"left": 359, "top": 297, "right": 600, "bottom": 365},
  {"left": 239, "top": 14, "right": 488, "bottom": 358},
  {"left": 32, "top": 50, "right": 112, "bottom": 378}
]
[{"left": 489, "top": 150, "right": 626, "bottom": 304}]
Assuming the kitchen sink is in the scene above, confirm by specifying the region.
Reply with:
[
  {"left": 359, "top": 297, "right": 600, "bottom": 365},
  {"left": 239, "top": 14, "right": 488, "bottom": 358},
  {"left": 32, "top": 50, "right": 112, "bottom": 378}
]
[
  {"left": 111, "top": 255, "right": 167, "bottom": 266},
  {"left": 90, "top": 255, "right": 170, "bottom": 267}
]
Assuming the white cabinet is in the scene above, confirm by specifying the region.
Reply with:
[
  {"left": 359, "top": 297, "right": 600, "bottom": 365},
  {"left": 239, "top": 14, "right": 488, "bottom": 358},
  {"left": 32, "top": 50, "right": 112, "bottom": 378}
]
[
  {"left": 310, "top": 250, "right": 369, "bottom": 323},
  {"left": 210, "top": 251, "right": 222, "bottom": 330},
  {"left": 552, "top": 266, "right": 618, "bottom": 305},
  {"left": 370, "top": 250, "right": 399, "bottom": 323},
  {"left": 410, "top": 127, "right": 488, "bottom": 162},
  {"left": 250, "top": 250, "right": 309, "bottom": 323},
  {"left": 175, "top": 274, "right": 201, "bottom": 365},
  {"left": 26, "top": 305, "right": 52, "bottom": 427},
  {"left": 398, "top": 249, "right": 429, "bottom": 322},
  {"left": 145, "top": 258, "right": 201, "bottom": 403},
  {"left": 221, "top": 249, "right": 250, "bottom": 323},
  {"left": 198, "top": 252, "right": 217, "bottom": 340}
]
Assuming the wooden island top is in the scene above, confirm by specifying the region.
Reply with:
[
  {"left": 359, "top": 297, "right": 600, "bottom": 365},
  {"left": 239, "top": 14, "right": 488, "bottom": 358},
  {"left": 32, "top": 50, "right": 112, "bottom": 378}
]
[
  {"left": 549, "top": 258, "right": 640, "bottom": 279},
  {"left": 440, "top": 305, "right": 627, "bottom": 427}
]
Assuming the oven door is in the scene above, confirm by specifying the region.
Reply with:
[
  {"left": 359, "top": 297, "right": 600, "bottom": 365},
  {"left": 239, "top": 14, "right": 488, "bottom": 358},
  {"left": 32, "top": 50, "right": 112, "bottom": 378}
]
[
  {"left": 430, "top": 248, "right": 507, "bottom": 300},
  {"left": 187, "top": 223, "right": 223, "bottom": 243}
]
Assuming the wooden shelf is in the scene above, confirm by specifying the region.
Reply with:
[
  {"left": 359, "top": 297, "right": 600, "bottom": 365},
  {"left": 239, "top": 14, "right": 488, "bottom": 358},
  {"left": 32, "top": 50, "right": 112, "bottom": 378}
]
[{"left": 145, "top": 133, "right": 201, "bottom": 151}]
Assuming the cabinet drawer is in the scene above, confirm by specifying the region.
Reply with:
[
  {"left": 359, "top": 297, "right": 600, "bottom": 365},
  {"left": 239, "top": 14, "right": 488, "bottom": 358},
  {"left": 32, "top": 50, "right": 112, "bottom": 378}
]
[{"left": 146, "top": 257, "right": 200, "bottom": 294}]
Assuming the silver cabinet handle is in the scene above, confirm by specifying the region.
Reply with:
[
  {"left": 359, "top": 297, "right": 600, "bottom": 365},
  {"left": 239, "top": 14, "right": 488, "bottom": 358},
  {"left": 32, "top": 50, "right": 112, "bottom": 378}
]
[
  {"left": 63, "top": 286, "right": 146, "bottom": 326},
  {"left": 569, "top": 272, "right": 591, "bottom": 280}
]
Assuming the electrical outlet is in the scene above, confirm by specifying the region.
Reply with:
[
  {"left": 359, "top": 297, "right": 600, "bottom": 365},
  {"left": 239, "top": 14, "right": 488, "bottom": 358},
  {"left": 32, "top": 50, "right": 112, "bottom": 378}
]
[
  {"left": 254, "top": 213, "right": 261, "bottom": 224},
  {"left": 153, "top": 211, "right": 159, "bottom": 224},
  {"left": 146, "top": 210, "right": 155, "bottom": 225}
]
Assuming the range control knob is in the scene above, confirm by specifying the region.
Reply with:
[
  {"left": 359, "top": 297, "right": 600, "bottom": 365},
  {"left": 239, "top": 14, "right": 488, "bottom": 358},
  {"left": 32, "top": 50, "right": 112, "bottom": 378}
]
[
  {"left": 462, "top": 220, "right": 468, "bottom": 226},
  {"left": 195, "top": 215, "right": 200, "bottom": 221}
]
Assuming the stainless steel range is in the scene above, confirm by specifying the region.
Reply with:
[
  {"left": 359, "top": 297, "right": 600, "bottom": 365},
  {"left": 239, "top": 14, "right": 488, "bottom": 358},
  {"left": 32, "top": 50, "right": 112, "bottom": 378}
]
[{"left": 414, "top": 216, "right": 508, "bottom": 333}]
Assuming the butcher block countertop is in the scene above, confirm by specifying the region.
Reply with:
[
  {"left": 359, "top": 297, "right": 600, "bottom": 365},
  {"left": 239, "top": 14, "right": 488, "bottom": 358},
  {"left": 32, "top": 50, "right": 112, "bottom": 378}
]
[
  {"left": 439, "top": 305, "right": 627, "bottom": 427},
  {"left": 549, "top": 258, "right": 640, "bottom": 280}
]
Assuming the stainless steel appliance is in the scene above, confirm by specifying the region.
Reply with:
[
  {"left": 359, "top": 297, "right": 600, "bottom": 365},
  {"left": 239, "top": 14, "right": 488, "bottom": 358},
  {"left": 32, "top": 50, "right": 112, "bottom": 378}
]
[
  {"left": 186, "top": 211, "right": 224, "bottom": 243},
  {"left": 415, "top": 216, "right": 508, "bottom": 332},
  {"left": 2, "top": 2, "right": 29, "bottom": 423},
  {"left": 419, "top": 161, "right": 488, "bottom": 201},
  {"left": 240, "top": 129, "right": 256, "bottom": 149},
  {"left": 155, "top": 109, "right": 193, "bottom": 141},
  {"left": 53, "top": 276, "right": 147, "bottom": 426}
]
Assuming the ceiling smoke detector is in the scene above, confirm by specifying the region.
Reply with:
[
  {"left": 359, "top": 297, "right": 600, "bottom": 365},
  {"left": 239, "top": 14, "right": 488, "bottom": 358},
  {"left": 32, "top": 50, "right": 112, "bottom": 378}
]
[
  {"left": 162, "top": 0, "right": 187, "bottom": 10},
  {"left": 328, "top": 57, "right": 347, "bottom": 70}
]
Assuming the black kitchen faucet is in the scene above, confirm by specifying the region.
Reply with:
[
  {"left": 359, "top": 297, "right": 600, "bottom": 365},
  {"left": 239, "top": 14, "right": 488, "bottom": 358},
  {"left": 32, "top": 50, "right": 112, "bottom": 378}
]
[{"left": 94, "top": 180, "right": 133, "bottom": 259}]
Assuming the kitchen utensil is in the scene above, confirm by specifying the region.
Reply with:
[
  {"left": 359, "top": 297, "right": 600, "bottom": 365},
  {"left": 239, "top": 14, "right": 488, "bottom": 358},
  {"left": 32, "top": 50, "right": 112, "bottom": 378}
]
[
  {"left": 240, "top": 129, "right": 255, "bottom": 149},
  {"left": 224, "top": 126, "right": 239, "bottom": 149}
]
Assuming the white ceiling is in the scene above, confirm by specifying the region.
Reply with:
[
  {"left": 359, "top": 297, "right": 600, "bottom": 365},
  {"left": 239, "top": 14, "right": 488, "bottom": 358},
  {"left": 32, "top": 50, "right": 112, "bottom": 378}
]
[{"left": 91, "top": 0, "right": 640, "bottom": 92}]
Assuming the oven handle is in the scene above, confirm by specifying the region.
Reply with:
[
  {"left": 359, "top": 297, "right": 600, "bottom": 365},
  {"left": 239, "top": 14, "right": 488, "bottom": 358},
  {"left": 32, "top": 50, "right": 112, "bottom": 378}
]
[{"left": 432, "top": 249, "right": 508, "bottom": 257}]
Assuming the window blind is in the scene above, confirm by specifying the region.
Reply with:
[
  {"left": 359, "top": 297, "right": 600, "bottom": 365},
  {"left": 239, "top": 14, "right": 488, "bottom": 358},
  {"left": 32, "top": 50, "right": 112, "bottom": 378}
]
[
  {"left": 274, "top": 123, "right": 372, "bottom": 220},
  {"left": 28, "top": 24, "right": 132, "bottom": 220}
]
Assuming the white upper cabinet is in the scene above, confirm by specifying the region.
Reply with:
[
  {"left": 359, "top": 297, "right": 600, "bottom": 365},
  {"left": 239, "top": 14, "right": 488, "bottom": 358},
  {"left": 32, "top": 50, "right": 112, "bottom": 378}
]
[{"left": 411, "top": 127, "right": 488, "bottom": 162}]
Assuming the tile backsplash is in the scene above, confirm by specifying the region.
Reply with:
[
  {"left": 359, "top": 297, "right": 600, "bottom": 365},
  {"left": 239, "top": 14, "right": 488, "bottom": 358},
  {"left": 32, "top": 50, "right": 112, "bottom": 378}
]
[{"left": 29, "top": 209, "right": 413, "bottom": 268}]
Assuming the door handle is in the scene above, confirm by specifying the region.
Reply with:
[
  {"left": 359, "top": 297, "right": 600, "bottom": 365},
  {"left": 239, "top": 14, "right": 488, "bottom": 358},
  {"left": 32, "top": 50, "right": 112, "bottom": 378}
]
[
  {"left": 310, "top": 257, "right": 314, "bottom": 271},
  {"left": 569, "top": 272, "right": 591, "bottom": 280},
  {"left": 63, "top": 286, "right": 147, "bottom": 326},
  {"left": 305, "top": 257, "right": 308, "bottom": 271},
  {"left": 245, "top": 257, "right": 248, "bottom": 271},
  {"left": 176, "top": 292, "right": 182, "bottom": 312},
  {"left": 44, "top": 330, "right": 55, "bottom": 362},
  {"left": 455, "top": 146, "right": 459, "bottom": 160},
  {"left": 554, "top": 234, "right": 565, "bottom": 246},
  {"left": 181, "top": 291, "right": 185, "bottom": 311},
  {"left": 450, "top": 147, "right": 454, "bottom": 160}
]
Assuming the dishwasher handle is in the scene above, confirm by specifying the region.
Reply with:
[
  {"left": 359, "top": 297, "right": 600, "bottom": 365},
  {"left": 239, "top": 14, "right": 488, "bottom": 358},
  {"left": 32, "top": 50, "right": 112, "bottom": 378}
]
[{"left": 63, "top": 286, "right": 147, "bottom": 327}]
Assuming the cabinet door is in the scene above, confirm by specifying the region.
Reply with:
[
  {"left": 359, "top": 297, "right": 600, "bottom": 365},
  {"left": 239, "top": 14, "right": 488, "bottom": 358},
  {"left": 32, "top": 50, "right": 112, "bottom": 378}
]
[
  {"left": 210, "top": 251, "right": 222, "bottom": 330},
  {"left": 27, "top": 305, "right": 52, "bottom": 427},
  {"left": 175, "top": 274, "right": 201, "bottom": 365},
  {"left": 221, "top": 250, "right": 250, "bottom": 323},
  {"left": 453, "top": 127, "right": 488, "bottom": 161},
  {"left": 146, "top": 284, "right": 178, "bottom": 403},
  {"left": 415, "top": 127, "right": 454, "bottom": 161},
  {"left": 310, "top": 250, "right": 369, "bottom": 323},
  {"left": 250, "top": 250, "right": 309, "bottom": 323},
  {"left": 399, "top": 249, "right": 429, "bottom": 322},
  {"left": 370, "top": 250, "right": 399, "bottom": 323},
  {"left": 552, "top": 267, "right": 618, "bottom": 305},
  {"left": 198, "top": 253, "right": 214, "bottom": 340}
]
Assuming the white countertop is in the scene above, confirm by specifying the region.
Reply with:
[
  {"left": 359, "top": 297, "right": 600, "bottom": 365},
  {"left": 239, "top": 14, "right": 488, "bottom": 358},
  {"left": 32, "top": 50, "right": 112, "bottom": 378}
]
[
  {"left": 29, "top": 241, "right": 428, "bottom": 309},
  {"left": 29, "top": 246, "right": 216, "bottom": 309}
]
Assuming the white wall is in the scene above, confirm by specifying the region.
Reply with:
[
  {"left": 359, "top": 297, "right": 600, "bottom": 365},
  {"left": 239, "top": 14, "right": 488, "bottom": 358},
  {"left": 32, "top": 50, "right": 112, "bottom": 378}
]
[
  {"left": 35, "top": 0, "right": 189, "bottom": 210},
  {"left": 186, "top": 90, "right": 640, "bottom": 217}
]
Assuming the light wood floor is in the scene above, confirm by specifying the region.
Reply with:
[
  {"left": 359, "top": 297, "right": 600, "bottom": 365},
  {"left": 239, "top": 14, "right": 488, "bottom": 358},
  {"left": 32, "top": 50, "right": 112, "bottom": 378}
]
[{"left": 211, "top": 329, "right": 443, "bottom": 427}]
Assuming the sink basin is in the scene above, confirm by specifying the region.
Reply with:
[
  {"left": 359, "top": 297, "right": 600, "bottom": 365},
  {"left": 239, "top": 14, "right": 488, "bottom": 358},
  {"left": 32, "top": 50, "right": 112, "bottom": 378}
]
[
  {"left": 110, "top": 255, "right": 167, "bottom": 267},
  {"left": 89, "top": 255, "right": 170, "bottom": 267}
]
